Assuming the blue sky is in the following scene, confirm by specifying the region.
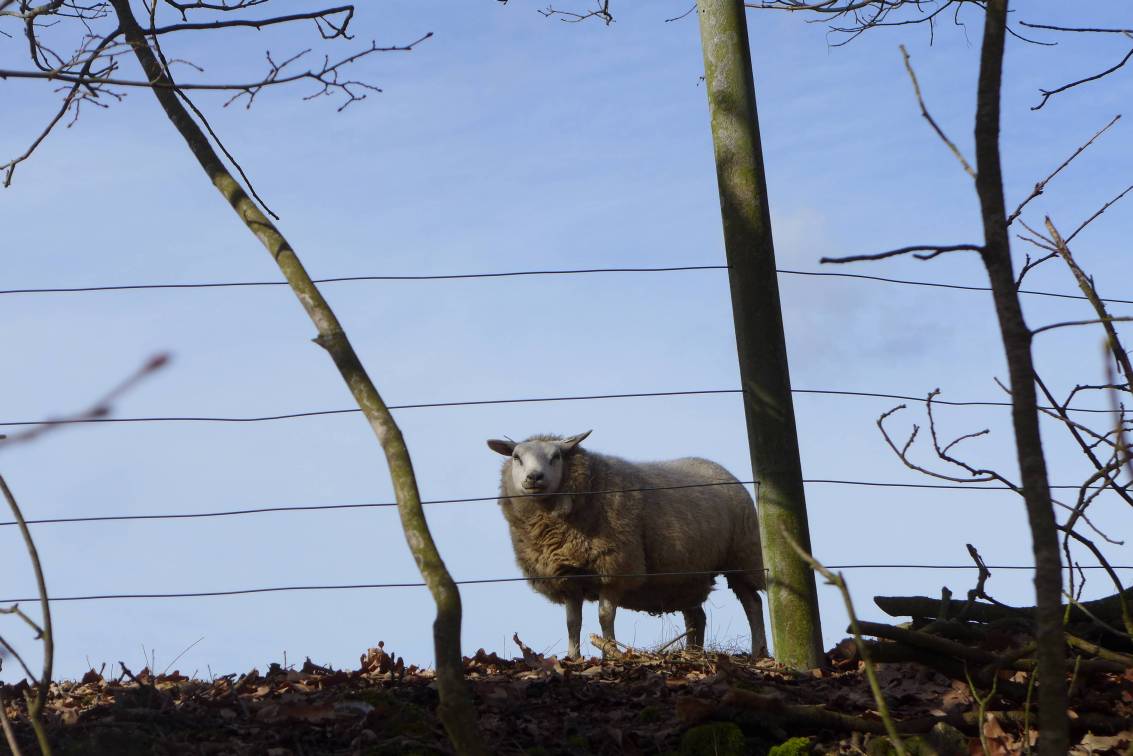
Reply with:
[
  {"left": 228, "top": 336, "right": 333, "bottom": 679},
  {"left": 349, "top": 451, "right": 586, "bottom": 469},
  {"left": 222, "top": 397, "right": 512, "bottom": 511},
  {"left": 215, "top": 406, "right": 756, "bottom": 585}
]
[{"left": 2, "top": 0, "right": 1132, "bottom": 680}]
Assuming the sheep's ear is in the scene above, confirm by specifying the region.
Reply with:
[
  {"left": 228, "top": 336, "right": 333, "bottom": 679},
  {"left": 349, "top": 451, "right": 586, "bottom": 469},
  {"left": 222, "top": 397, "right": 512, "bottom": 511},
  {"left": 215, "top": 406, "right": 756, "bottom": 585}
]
[
  {"left": 487, "top": 438, "right": 516, "bottom": 456},
  {"left": 559, "top": 430, "right": 592, "bottom": 453}
]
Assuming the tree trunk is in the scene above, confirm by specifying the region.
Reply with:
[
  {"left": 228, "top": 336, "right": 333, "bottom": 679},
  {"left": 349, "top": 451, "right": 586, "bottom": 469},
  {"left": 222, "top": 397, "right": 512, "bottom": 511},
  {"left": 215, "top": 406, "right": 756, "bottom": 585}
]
[
  {"left": 107, "top": 3, "right": 486, "bottom": 753},
  {"left": 695, "top": 0, "right": 823, "bottom": 670},
  {"left": 972, "top": 3, "right": 1068, "bottom": 752}
]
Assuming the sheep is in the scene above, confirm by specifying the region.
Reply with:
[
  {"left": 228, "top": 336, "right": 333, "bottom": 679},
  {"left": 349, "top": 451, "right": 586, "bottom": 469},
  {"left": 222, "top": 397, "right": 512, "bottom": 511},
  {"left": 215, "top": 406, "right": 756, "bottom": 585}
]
[{"left": 486, "top": 430, "right": 767, "bottom": 659}]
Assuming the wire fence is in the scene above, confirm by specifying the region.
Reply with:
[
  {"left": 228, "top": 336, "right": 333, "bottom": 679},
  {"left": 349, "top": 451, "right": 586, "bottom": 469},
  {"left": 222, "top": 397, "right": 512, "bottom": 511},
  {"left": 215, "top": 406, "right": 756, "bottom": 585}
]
[
  {"left": 0, "top": 476, "right": 1114, "bottom": 530},
  {"left": 0, "top": 386, "right": 1123, "bottom": 428},
  {"left": 2, "top": 265, "right": 1133, "bottom": 306},
  {"left": 4, "top": 564, "right": 1133, "bottom": 605},
  {"left": 3, "top": 262, "right": 1129, "bottom": 613}
]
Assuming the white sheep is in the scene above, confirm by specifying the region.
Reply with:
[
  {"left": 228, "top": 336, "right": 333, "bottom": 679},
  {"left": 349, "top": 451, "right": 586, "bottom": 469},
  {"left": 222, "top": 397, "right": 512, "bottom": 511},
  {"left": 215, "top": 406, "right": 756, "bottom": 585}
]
[{"left": 487, "top": 430, "right": 767, "bottom": 659}]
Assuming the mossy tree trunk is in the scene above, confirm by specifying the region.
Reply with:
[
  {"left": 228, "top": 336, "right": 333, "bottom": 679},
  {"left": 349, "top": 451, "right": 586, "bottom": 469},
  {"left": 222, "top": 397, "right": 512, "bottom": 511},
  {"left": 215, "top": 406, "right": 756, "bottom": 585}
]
[
  {"left": 695, "top": 0, "right": 823, "bottom": 670},
  {"left": 106, "top": 2, "right": 486, "bottom": 753}
]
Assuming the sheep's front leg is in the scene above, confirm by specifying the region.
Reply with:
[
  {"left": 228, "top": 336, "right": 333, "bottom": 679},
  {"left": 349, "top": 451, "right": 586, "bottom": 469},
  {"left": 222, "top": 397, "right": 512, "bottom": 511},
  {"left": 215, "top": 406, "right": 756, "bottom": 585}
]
[
  {"left": 565, "top": 596, "right": 583, "bottom": 659},
  {"left": 598, "top": 592, "right": 618, "bottom": 657}
]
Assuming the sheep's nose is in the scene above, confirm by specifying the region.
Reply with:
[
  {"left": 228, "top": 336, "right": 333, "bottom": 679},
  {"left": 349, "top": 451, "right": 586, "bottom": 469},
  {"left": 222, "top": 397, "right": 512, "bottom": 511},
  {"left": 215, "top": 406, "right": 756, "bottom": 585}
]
[{"left": 526, "top": 471, "right": 544, "bottom": 484}]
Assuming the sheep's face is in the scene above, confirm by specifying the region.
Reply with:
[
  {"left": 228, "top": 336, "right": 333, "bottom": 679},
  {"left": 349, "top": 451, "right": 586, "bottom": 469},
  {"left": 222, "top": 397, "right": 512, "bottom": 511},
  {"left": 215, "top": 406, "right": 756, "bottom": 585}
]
[
  {"left": 507, "top": 440, "right": 565, "bottom": 495},
  {"left": 487, "top": 431, "right": 592, "bottom": 497}
]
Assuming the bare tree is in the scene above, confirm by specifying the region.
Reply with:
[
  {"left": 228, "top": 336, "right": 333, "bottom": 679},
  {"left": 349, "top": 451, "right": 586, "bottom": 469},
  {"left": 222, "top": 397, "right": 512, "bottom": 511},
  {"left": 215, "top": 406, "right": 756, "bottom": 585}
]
[
  {"left": 2, "top": 3, "right": 485, "bottom": 753},
  {"left": 814, "top": 4, "right": 1133, "bottom": 752}
]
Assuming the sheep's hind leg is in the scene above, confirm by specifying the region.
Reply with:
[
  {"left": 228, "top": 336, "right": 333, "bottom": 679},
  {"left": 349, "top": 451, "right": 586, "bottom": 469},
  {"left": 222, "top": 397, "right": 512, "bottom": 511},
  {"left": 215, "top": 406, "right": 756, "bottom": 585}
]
[
  {"left": 682, "top": 606, "right": 706, "bottom": 650},
  {"left": 565, "top": 596, "right": 583, "bottom": 659},
  {"left": 732, "top": 582, "right": 768, "bottom": 657},
  {"left": 597, "top": 592, "right": 618, "bottom": 658}
]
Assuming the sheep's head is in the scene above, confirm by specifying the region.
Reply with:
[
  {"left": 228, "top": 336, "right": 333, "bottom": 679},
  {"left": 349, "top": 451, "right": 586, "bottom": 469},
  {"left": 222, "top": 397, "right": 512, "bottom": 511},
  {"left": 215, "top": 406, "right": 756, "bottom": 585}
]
[{"left": 486, "top": 430, "right": 592, "bottom": 496}]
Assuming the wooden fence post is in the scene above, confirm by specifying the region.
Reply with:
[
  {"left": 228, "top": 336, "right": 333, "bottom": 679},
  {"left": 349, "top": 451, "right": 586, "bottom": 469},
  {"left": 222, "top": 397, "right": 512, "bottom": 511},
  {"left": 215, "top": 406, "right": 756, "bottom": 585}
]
[{"left": 696, "top": 0, "right": 824, "bottom": 669}]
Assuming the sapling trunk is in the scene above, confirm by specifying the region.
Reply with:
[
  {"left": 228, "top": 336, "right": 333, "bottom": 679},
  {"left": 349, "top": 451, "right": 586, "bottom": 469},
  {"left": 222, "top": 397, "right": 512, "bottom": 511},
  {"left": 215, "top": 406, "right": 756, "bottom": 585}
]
[
  {"left": 107, "top": 3, "right": 486, "bottom": 752},
  {"left": 972, "top": 3, "right": 1068, "bottom": 752}
]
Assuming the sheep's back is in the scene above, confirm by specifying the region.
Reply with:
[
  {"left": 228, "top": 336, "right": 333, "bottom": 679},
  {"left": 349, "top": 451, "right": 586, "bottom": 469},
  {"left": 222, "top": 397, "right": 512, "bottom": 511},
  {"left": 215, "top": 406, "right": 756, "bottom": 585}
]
[{"left": 617, "top": 457, "right": 764, "bottom": 607}]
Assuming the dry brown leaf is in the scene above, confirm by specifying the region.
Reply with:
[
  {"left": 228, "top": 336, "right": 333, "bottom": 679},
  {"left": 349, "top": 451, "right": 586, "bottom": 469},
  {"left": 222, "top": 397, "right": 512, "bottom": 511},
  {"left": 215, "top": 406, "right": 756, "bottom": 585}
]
[
  {"left": 1072, "top": 730, "right": 1133, "bottom": 755},
  {"left": 980, "top": 713, "right": 1018, "bottom": 756}
]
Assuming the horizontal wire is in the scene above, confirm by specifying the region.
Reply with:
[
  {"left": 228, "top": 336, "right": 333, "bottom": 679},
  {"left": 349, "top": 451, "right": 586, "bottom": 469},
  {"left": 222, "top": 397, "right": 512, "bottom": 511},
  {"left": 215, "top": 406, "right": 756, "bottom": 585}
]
[
  {"left": 1, "top": 265, "right": 1130, "bottom": 306},
  {"left": 0, "top": 266, "right": 726, "bottom": 295},
  {"left": 4, "top": 563, "right": 1131, "bottom": 604},
  {"left": 0, "top": 477, "right": 1108, "bottom": 529},
  {"left": 0, "top": 386, "right": 1120, "bottom": 428},
  {"left": 0, "top": 480, "right": 760, "bottom": 527},
  {"left": 779, "top": 268, "right": 1133, "bottom": 306},
  {"left": 0, "top": 389, "right": 739, "bottom": 427}
]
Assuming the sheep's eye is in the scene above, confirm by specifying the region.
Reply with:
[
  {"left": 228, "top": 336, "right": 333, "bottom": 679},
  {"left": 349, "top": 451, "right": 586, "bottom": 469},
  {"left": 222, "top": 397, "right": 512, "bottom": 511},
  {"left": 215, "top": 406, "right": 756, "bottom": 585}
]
[
  {"left": 512, "top": 454, "right": 521, "bottom": 463},
  {"left": 550, "top": 454, "right": 560, "bottom": 464}
]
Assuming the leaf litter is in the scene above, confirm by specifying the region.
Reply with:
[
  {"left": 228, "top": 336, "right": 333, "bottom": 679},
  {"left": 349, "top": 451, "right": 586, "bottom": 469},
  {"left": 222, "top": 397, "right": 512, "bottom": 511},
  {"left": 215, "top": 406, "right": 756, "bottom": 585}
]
[{"left": 1, "top": 635, "right": 1131, "bottom": 754}]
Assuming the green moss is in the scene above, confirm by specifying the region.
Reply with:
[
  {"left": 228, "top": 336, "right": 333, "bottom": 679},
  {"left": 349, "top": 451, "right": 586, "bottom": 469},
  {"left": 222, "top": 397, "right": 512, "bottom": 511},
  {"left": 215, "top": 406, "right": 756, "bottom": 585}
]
[
  {"left": 639, "top": 704, "right": 665, "bottom": 723},
  {"left": 866, "top": 738, "right": 899, "bottom": 756},
  {"left": 58, "top": 729, "right": 158, "bottom": 756},
  {"left": 355, "top": 689, "right": 394, "bottom": 707},
  {"left": 354, "top": 690, "right": 431, "bottom": 739},
  {"left": 768, "top": 736, "right": 813, "bottom": 756},
  {"left": 680, "top": 722, "right": 747, "bottom": 756},
  {"left": 566, "top": 733, "right": 590, "bottom": 751},
  {"left": 366, "top": 745, "right": 436, "bottom": 756},
  {"left": 923, "top": 722, "right": 969, "bottom": 756},
  {"left": 867, "top": 736, "right": 935, "bottom": 756}
]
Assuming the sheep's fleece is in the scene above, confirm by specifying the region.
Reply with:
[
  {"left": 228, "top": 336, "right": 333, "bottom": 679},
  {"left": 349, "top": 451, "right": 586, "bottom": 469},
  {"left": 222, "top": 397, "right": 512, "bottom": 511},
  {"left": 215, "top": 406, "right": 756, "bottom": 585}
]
[{"left": 487, "top": 430, "right": 767, "bottom": 659}]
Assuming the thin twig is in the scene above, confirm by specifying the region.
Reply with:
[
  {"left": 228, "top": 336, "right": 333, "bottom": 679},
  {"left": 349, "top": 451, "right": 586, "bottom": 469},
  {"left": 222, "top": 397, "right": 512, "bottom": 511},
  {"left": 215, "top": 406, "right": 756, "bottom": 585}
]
[
  {"left": 0, "top": 689, "right": 24, "bottom": 756},
  {"left": 0, "top": 476, "right": 53, "bottom": 756},
  {"left": 654, "top": 630, "right": 694, "bottom": 654},
  {"left": 1031, "top": 317, "right": 1133, "bottom": 337},
  {"left": 782, "top": 529, "right": 905, "bottom": 756},
  {"left": 821, "top": 243, "right": 981, "bottom": 265},
  {"left": 900, "top": 44, "right": 975, "bottom": 178},
  {"left": 1033, "top": 44, "right": 1133, "bottom": 111},
  {"left": 1006, "top": 115, "right": 1121, "bottom": 226},
  {"left": 1066, "top": 183, "right": 1133, "bottom": 243},
  {"left": 0, "top": 354, "right": 168, "bottom": 448}
]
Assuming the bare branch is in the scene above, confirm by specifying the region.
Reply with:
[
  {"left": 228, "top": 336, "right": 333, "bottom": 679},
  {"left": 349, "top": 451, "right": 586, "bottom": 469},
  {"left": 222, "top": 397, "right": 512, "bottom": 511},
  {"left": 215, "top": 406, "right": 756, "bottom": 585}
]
[
  {"left": 2, "top": 25, "right": 124, "bottom": 187},
  {"left": 1006, "top": 114, "right": 1121, "bottom": 226},
  {"left": 1059, "top": 527, "right": 1133, "bottom": 637},
  {"left": 1066, "top": 183, "right": 1133, "bottom": 243},
  {"left": 746, "top": 0, "right": 892, "bottom": 13},
  {"left": 0, "top": 604, "right": 44, "bottom": 639},
  {"left": 782, "top": 528, "right": 906, "bottom": 756},
  {"left": 875, "top": 398, "right": 1006, "bottom": 486},
  {"left": 1020, "top": 21, "right": 1133, "bottom": 35},
  {"left": 1043, "top": 219, "right": 1133, "bottom": 385},
  {"left": 0, "top": 688, "right": 24, "bottom": 756},
  {"left": 1035, "top": 375, "right": 1133, "bottom": 514},
  {"left": 533, "top": 0, "right": 612, "bottom": 24},
  {"left": 900, "top": 44, "right": 975, "bottom": 178},
  {"left": 146, "top": 5, "right": 354, "bottom": 37},
  {"left": 664, "top": 4, "right": 696, "bottom": 23},
  {"left": 821, "top": 243, "right": 981, "bottom": 264},
  {"left": 0, "top": 33, "right": 432, "bottom": 96},
  {"left": 0, "top": 476, "right": 53, "bottom": 754},
  {"left": 0, "top": 634, "right": 38, "bottom": 682},
  {"left": 1033, "top": 42, "right": 1133, "bottom": 111},
  {"left": 1031, "top": 317, "right": 1133, "bottom": 338},
  {"left": 0, "top": 354, "right": 168, "bottom": 449}
]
